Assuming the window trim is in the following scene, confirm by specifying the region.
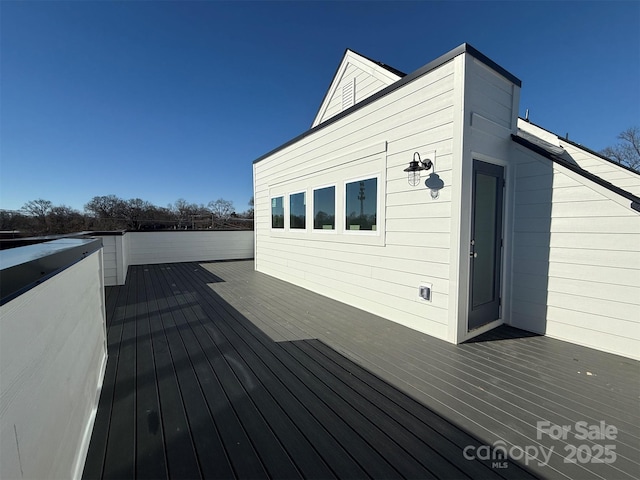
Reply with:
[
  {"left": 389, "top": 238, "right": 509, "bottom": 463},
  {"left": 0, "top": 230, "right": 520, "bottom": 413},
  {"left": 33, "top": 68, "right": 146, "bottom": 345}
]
[
  {"left": 311, "top": 184, "right": 337, "bottom": 233},
  {"left": 343, "top": 174, "right": 381, "bottom": 236},
  {"left": 288, "top": 190, "right": 307, "bottom": 232},
  {"left": 270, "top": 195, "right": 285, "bottom": 230}
]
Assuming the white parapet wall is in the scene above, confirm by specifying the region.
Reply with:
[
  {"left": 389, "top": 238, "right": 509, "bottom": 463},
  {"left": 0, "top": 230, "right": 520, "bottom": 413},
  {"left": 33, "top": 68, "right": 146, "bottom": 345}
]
[
  {"left": 96, "top": 230, "right": 254, "bottom": 286},
  {"left": 0, "top": 239, "right": 107, "bottom": 480}
]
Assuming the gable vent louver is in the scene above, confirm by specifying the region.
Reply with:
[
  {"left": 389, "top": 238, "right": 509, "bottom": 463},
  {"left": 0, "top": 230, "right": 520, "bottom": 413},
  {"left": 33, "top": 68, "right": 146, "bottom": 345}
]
[{"left": 342, "top": 78, "right": 355, "bottom": 110}]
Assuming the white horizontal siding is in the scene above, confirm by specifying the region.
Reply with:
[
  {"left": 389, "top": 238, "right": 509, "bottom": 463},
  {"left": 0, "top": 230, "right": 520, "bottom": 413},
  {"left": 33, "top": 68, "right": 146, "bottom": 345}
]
[
  {"left": 559, "top": 140, "right": 640, "bottom": 196},
  {"left": 466, "top": 59, "right": 514, "bottom": 130},
  {"left": 313, "top": 50, "right": 402, "bottom": 127},
  {"left": 510, "top": 146, "right": 640, "bottom": 359},
  {"left": 100, "top": 235, "right": 118, "bottom": 286},
  {"left": 256, "top": 57, "right": 460, "bottom": 341},
  {"left": 127, "top": 231, "right": 254, "bottom": 265},
  {"left": 517, "top": 119, "right": 640, "bottom": 196}
]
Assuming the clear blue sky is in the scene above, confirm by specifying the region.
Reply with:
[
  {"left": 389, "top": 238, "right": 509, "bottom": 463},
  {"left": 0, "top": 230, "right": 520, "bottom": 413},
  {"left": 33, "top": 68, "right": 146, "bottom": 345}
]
[{"left": 1, "top": 1, "right": 638, "bottom": 213}]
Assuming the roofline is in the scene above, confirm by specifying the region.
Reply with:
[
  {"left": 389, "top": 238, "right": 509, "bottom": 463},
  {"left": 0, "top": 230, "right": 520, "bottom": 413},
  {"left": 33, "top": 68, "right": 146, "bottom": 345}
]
[
  {"left": 255, "top": 43, "right": 522, "bottom": 165},
  {"left": 309, "top": 48, "right": 406, "bottom": 129},
  {"left": 511, "top": 134, "right": 640, "bottom": 212},
  {"left": 352, "top": 49, "right": 407, "bottom": 78},
  {"left": 519, "top": 118, "right": 640, "bottom": 177}
]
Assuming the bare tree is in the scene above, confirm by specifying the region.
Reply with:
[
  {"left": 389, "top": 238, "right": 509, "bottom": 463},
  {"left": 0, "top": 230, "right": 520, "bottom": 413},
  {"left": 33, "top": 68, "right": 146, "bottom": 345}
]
[
  {"left": 244, "top": 196, "right": 254, "bottom": 219},
  {"left": 601, "top": 127, "right": 640, "bottom": 172},
  {"left": 208, "top": 198, "right": 234, "bottom": 220},
  {"left": 0, "top": 210, "right": 30, "bottom": 232},
  {"left": 173, "top": 198, "right": 200, "bottom": 228},
  {"left": 21, "top": 199, "right": 53, "bottom": 232},
  {"left": 85, "top": 195, "right": 126, "bottom": 229},
  {"left": 48, "top": 205, "right": 86, "bottom": 233},
  {"left": 123, "top": 198, "right": 152, "bottom": 230}
]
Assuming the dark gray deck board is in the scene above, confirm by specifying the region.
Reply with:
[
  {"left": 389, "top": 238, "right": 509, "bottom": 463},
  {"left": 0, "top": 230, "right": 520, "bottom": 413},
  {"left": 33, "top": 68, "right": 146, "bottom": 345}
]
[
  {"left": 83, "top": 260, "right": 640, "bottom": 480},
  {"left": 202, "top": 261, "right": 640, "bottom": 480},
  {"left": 169, "top": 264, "right": 393, "bottom": 479}
]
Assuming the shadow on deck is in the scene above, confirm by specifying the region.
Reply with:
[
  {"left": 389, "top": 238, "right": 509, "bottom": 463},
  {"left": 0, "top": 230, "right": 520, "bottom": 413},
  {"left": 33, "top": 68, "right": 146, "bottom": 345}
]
[{"left": 83, "top": 261, "right": 640, "bottom": 479}]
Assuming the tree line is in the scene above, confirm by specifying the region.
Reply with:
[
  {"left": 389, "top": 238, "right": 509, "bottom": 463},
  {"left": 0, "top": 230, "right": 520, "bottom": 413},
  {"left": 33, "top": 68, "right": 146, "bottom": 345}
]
[{"left": 0, "top": 195, "right": 254, "bottom": 236}]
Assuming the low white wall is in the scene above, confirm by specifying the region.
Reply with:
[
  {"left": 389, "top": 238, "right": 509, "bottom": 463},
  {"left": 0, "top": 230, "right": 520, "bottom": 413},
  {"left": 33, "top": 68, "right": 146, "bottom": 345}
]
[
  {"left": 0, "top": 250, "right": 107, "bottom": 480},
  {"left": 97, "top": 230, "right": 254, "bottom": 285}
]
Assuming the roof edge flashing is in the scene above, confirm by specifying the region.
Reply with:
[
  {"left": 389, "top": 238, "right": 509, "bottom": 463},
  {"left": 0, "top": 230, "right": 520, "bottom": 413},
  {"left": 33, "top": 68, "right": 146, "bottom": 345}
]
[
  {"left": 517, "top": 117, "right": 640, "bottom": 177},
  {"left": 515, "top": 128, "right": 566, "bottom": 155},
  {"left": 511, "top": 134, "right": 640, "bottom": 208}
]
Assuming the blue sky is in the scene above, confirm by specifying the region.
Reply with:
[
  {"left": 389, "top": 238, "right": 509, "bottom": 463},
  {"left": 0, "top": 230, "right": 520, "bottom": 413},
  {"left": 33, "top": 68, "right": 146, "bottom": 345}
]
[{"left": 1, "top": 1, "right": 638, "bottom": 213}]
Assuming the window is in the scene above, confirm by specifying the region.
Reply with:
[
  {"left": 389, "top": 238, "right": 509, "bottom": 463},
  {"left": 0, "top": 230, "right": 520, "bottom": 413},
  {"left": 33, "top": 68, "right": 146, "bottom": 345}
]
[
  {"left": 271, "top": 196, "right": 284, "bottom": 228},
  {"left": 290, "top": 192, "right": 306, "bottom": 229},
  {"left": 313, "top": 186, "right": 335, "bottom": 230},
  {"left": 345, "top": 177, "right": 377, "bottom": 231}
]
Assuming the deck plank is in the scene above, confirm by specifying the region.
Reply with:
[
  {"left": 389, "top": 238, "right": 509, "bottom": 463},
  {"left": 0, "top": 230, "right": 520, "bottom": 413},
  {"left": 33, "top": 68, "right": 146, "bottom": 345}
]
[
  {"left": 170, "top": 263, "right": 387, "bottom": 479},
  {"left": 83, "top": 260, "right": 640, "bottom": 480},
  {"left": 135, "top": 267, "right": 168, "bottom": 479},
  {"left": 144, "top": 266, "right": 204, "bottom": 480},
  {"left": 102, "top": 276, "right": 137, "bottom": 480}
]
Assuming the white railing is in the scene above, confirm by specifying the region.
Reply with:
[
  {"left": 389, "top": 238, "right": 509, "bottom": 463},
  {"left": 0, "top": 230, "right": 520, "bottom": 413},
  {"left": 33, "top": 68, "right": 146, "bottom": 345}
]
[{"left": 97, "top": 230, "right": 254, "bottom": 286}]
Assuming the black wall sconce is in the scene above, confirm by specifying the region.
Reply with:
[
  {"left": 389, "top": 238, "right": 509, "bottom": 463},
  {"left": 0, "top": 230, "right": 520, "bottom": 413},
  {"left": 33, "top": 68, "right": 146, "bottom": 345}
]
[
  {"left": 404, "top": 151, "right": 444, "bottom": 198},
  {"left": 403, "top": 152, "right": 432, "bottom": 186}
]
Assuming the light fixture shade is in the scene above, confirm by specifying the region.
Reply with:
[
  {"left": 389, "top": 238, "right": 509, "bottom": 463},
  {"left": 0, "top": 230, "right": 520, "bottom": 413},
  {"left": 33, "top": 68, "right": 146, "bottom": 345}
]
[{"left": 425, "top": 172, "right": 445, "bottom": 199}]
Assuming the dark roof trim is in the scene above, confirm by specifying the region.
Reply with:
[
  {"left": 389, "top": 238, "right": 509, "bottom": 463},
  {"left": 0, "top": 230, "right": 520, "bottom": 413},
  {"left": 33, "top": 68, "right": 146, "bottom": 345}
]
[
  {"left": 256, "top": 43, "right": 521, "bottom": 164},
  {"left": 519, "top": 118, "right": 640, "bottom": 177},
  {"left": 87, "top": 230, "right": 127, "bottom": 236},
  {"left": 512, "top": 134, "right": 640, "bottom": 209},
  {"left": 353, "top": 49, "right": 407, "bottom": 78},
  {"left": 464, "top": 43, "right": 521, "bottom": 87}
]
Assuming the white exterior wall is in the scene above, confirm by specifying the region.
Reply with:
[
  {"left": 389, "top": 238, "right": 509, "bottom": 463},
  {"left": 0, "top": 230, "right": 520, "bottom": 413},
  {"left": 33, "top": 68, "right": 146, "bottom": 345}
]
[
  {"left": 453, "top": 56, "right": 521, "bottom": 342},
  {"left": 100, "top": 234, "right": 128, "bottom": 286},
  {"left": 0, "top": 250, "right": 107, "bottom": 480},
  {"left": 101, "top": 235, "right": 117, "bottom": 284},
  {"left": 510, "top": 144, "right": 640, "bottom": 359},
  {"left": 255, "top": 56, "right": 463, "bottom": 341}
]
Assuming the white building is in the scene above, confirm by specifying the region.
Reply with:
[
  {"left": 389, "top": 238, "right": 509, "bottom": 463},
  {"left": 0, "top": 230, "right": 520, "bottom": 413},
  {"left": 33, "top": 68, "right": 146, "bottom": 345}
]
[{"left": 253, "top": 43, "right": 640, "bottom": 360}]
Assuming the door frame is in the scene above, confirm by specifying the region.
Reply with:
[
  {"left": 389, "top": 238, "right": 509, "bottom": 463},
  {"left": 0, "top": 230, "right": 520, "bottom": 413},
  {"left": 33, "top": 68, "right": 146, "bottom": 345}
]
[
  {"left": 468, "top": 159, "right": 505, "bottom": 331},
  {"left": 453, "top": 153, "right": 512, "bottom": 343}
]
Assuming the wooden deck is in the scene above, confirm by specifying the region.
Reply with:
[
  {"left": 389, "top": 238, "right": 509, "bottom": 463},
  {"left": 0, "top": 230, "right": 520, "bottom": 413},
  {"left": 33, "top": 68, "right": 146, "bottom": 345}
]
[{"left": 83, "top": 260, "right": 640, "bottom": 480}]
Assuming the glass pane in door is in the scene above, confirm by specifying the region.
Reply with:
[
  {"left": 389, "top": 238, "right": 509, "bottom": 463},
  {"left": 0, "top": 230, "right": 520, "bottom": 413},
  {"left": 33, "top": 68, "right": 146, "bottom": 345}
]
[{"left": 472, "top": 173, "right": 497, "bottom": 307}]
